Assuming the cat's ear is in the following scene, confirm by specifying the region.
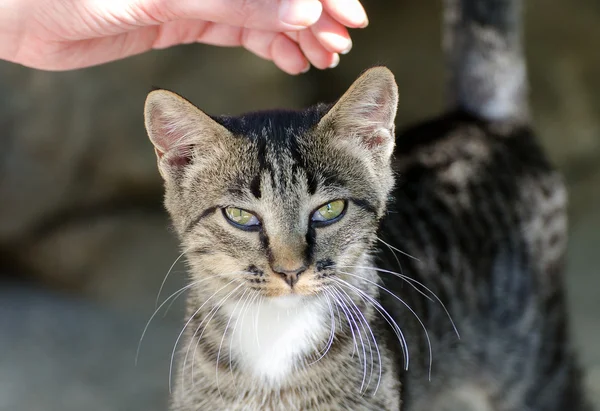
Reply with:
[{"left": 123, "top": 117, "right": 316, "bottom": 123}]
[
  {"left": 144, "top": 89, "right": 230, "bottom": 176},
  {"left": 318, "top": 67, "right": 398, "bottom": 162}
]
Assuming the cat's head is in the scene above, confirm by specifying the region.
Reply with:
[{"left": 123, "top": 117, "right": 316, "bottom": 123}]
[{"left": 145, "top": 67, "right": 398, "bottom": 301}]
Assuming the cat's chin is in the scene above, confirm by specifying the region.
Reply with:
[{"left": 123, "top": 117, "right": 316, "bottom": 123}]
[{"left": 268, "top": 293, "right": 306, "bottom": 309}]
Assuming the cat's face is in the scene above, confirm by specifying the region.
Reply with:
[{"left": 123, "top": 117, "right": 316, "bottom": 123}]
[{"left": 145, "top": 67, "right": 398, "bottom": 302}]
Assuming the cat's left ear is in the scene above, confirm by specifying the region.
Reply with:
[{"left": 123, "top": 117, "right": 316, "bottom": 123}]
[
  {"left": 144, "top": 89, "right": 232, "bottom": 178},
  {"left": 317, "top": 67, "right": 398, "bottom": 162}
]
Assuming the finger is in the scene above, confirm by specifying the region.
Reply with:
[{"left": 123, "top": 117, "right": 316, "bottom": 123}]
[
  {"left": 137, "top": 0, "right": 322, "bottom": 32},
  {"left": 270, "top": 34, "right": 310, "bottom": 75},
  {"left": 151, "top": 20, "right": 213, "bottom": 49},
  {"left": 277, "top": 0, "right": 322, "bottom": 27},
  {"left": 298, "top": 29, "right": 339, "bottom": 70},
  {"left": 151, "top": 20, "right": 244, "bottom": 48},
  {"left": 241, "top": 28, "right": 277, "bottom": 60},
  {"left": 154, "top": 22, "right": 311, "bottom": 75},
  {"left": 310, "top": 11, "right": 352, "bottom": 54},
  {"left": 284, "top": 31, "right": 299, "bottom": 42},
  {"left": 191, "top": 22, "right": 244, "bottom": 46},
  {"left": 320, "top": 0, "right": 369, "bottom": 28}
]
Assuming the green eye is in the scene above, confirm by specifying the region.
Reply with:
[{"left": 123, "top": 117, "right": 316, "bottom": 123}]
[
  {"left": 224, "top": 207, "right": 260, "bottom": 228},
  {"left": 312, "top": 200, "right": 346, "bottom": 225}
]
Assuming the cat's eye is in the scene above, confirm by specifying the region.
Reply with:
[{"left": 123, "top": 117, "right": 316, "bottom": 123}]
[
  {"left": 223, "top": 207, "right": 260, "bottom": 229},
  {"left": 311, "top": 200, "right": 347, "bottom": 226}
]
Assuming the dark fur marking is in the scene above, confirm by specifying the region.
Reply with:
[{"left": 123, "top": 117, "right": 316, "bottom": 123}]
[
  {"left": 250, "top": 174, "right": 262, "bottom": 199},
  {"left": 350, "top": 198, "right": 377, "bottom": 215},
  {"left": 192, "top": 248, "right": 213, "bottom": 256},
  {"left": 185, "top": 206, "right": 218, "bottom": 233},
  {"left": 258, "top": 230, "right": 274, "bottom": 265},
  {"left": 258, "top": 231, "right": 270, "bottom": 251},
  {"left": 304, "top": 226, "right": 316, "bottom": 264},
  {"left": 246, "top": 265, "right": 264, "bottom": 276},
  {"left": 306, "top": 171, "right": 319, "bottom": 195},
  {"left": 316, "top": 258, "right": 335, "bottom": 271}
]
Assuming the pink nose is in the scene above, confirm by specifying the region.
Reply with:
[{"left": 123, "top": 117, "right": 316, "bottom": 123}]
[{"left": 272, "top": 265, "right": 306, "bottom": 287}]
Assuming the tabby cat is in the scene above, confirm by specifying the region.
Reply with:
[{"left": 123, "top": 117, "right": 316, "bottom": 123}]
[{"left": 144, "top": 0, "right": 589, "bottom": 409}]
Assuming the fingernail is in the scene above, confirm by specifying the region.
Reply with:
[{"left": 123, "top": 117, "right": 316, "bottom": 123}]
[
  {"left": 341, "top": 39, "right": 353, "bottom": 55},
  {"left": 279, "top": 0, "right": 323, "bottom": 27},
  {"left": 301, "top": 63, "right": 311, "bottom": 74},
  {"left": 340, "top": 1, "right": 369, "bottom": 28},
  {"left": 329, "top": 54, "right": 340, "bottom": 69}
]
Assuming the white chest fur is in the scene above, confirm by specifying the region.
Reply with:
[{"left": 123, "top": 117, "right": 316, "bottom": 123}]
[{"left": 222, "top": 295, "right": 328, "bottom": 385}]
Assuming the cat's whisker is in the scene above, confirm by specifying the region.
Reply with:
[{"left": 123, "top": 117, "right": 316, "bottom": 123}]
[
  {"left": 335, "top": 264, "right": 434, "bottom": 303},
  {"left": 376, "top": 237, "right": 420, "bottom": 262},
  {"left": 378, "top": 237, "right": 405, "bottom": 277},
  {"left": 331, "top": 285, "right": 372, "bottom": 394},
  {"left": 332, "top": 277, "right": 409, "bottom": 372},
  {"left": 171, "top": 277, "right": 242, "bottom": 393},
  {"left": 334, "top": 288, "right": 362, "bottom": 362},
  {"left": 321, "top": 290, "right": 337, "bottom": 356},
  {"left": 137, "top": 278, "right": 206, "bottom": 366},
  {"left": 228, "top": 289, "right": 260, "bottom": 394},
  {"left": 334, "top": 277, "right": 407, "bottom": 364},
  {"left": 322, "top": 291, "right": 337, "bottom": 354},
  {"left": 161, "top": 286, "right": 187, "bottom": 319},
  {"left": 161, "top": 271, "right": 198, "bottom": 318},
  {"left": 187, "top": 282, "right": 245, "bottom": 391},
  {"left": 156, "top": 247, "right": 191, "bottom": 308},
  {"left": 337, "top": 270, "right": 434, "bottom": 381},
  {"left": 215, "top": 288, "right": 250, "bottom": 400},
  {"left": 233, "top": 290, "right": 259, "bottom": 360},
  {"left": 328, "top": 288, "right": 345, "bottom": 338},
  {"left": 324, "top": 288, "right": 359, "bottom": 360},
  {"left": 329, "top": 286, "right": 369, "bottom": 393},
  {"left": 337, "top": 264, "right": 460, "bottom": 339},
  {"left": 333, "top": 276, "right": 409, "bottom": 367},
  {"left": 319, "top": 286, "right": 349, "bottom": 360},
  {"left": 307, "top": 288, "right": 336, "bottom": 366},
  {"left": 253, "top": 295, "right": 263, "bottom": 349},
  {"left": 332, "top": 284, "right": 382, "bottom": 395},
  {"left": 336, "top": 279, "right": 405, "bottom": 345}
]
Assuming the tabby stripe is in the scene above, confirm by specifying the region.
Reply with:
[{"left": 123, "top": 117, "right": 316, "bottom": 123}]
[
  {"left": 350, "top": 198, "right": 377, "bottom": 215},
  {"left": 250, "top": 174, "right": 262, "bottom": 199},
  {"left": 185, "top": 206, "right": 218, "bottom": 233}
]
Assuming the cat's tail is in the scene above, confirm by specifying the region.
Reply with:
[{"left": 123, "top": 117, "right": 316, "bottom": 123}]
[{"left": 443, "top": 0, "right": 528, "bottom": 122}]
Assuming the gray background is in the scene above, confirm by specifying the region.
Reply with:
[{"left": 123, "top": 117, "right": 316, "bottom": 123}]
[{"left": 0, "top": 1, "right": 598, "bottom": 409}]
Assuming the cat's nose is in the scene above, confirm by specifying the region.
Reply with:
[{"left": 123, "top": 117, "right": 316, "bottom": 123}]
[{"left": 272, "top": 265, "right": 306, "bottom": 288}]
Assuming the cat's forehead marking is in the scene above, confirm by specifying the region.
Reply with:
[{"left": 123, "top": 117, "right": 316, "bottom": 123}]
[
  {"left": 214, "top": 106, "right": 328, "bottom": 140},
  {"left": 215, "top": 107, "right": 329, "bottom": 201}
]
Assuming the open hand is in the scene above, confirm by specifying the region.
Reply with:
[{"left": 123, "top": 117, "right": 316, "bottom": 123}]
[{"left": 0, "top": 0, "right": 368, "bottom": 74}]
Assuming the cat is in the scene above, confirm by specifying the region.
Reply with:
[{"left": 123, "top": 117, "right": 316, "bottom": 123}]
[{"left": 144, "top": 0, "right": 589, "bottom": 410}]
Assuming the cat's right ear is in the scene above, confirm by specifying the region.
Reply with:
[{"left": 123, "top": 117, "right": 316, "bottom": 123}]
[
  {"left": 144, "top": 89, "right": 230, "bottom": 178},
  {"left": 317, "top": 67, "right": 398, "bottom": 165}
]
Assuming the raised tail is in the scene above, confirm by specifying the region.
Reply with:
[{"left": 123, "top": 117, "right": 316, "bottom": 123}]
[{"left": 444, "top": 0, "right": 528, "bottom": 122}]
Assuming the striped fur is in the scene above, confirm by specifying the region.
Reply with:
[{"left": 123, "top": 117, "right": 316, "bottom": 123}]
[{"left": 145, "top": 0, "right": 589, "bottom": 410}]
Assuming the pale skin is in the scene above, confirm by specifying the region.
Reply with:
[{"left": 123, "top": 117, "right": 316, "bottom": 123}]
[{"left": 0, "top": 0, "right": 368, "bottom": 74}]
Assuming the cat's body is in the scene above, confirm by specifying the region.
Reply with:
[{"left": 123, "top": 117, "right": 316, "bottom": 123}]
[
  {"left": 144, "top": 0, "right": 588, "bottom": 410},
  {"left": 379, "top": 111, "right": 584, "bottom": 410}
]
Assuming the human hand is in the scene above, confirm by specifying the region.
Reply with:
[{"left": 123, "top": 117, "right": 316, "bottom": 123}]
[{"left": 0, "top": 0, "right": 368, "bottom": 74}]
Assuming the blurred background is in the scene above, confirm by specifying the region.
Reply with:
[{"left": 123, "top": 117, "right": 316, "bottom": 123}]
[{"left": 1, "top": 1, "right": 599, "bottom": 410}]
